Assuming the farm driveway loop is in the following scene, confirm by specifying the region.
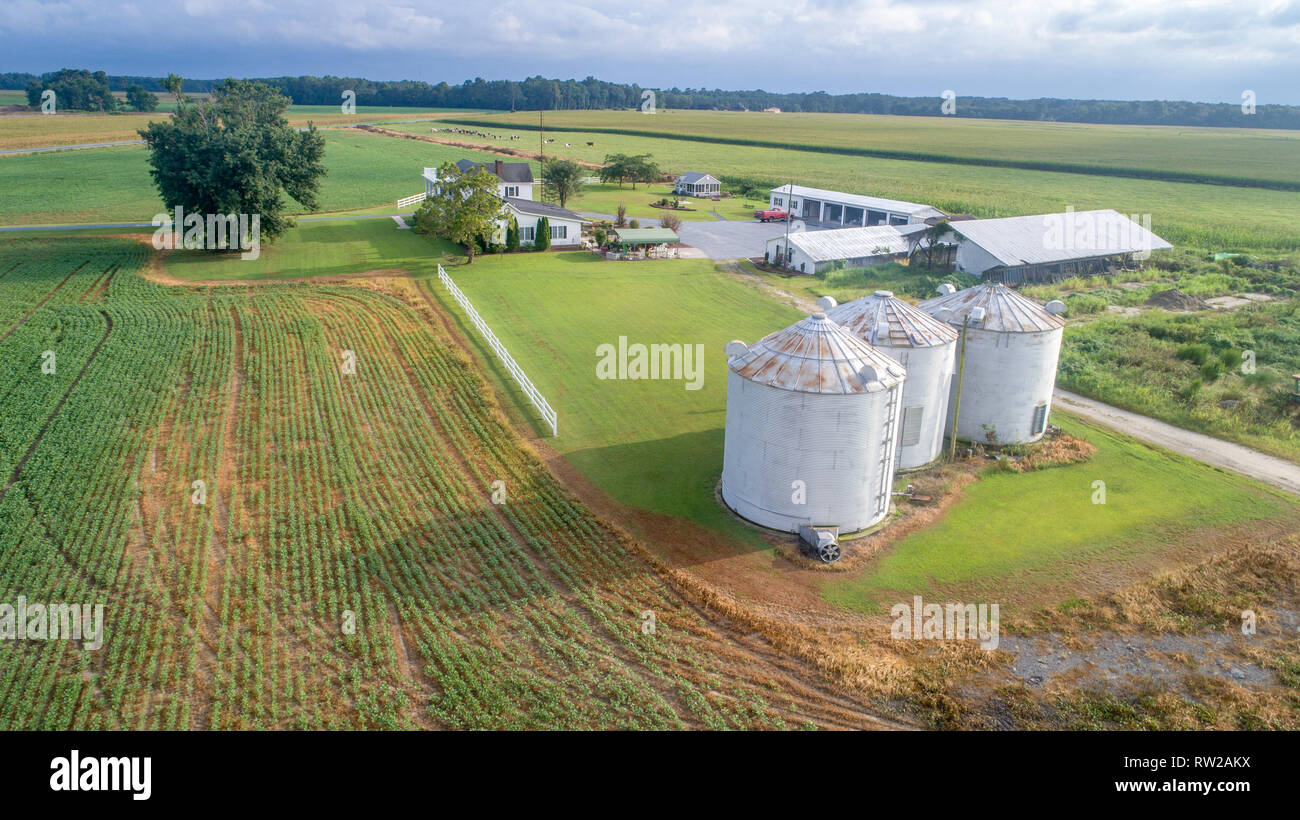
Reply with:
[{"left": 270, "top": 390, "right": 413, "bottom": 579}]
[
  {"left": 676, "top": 220, "right": 828, "bottom": 261},
  {"left": 1053, "top": 388, "right": 1300, "bottom": 496}
]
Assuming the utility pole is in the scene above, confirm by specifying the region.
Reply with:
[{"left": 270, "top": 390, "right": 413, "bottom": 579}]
[
  {"left": 538, "top": 109, "right": 545, "bottom": 202},
  {"left": 782, "top": 180, "right": 793, "bottom": 270}
]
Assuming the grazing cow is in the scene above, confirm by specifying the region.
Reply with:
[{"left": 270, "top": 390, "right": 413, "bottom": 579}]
[{"left": 586, "top": 141, "right": 594, "bottom": 146}]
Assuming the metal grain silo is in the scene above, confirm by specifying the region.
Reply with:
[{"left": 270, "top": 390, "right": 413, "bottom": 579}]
[
  {"left": 721, "top": 312, "right": 906, "bottom": 534},
  {"left": 919, "top": 282, "right": 1065, "bottom": 445},
  {"left": 824, "top": 291, "right": 959, "bottom": 469}
]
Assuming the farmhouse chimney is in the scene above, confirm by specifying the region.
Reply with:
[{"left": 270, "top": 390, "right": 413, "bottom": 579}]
[{"left": 495, "top": 159, "right": 504, "bottom": 177}]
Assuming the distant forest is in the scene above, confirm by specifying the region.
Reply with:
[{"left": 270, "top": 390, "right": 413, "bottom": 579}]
[{"left": 3, "top": 70, "right": 1298, "bottom": 129}]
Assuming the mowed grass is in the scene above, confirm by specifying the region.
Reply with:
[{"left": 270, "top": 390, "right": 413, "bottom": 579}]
[
  {"left": 444, "top": 109, "right": 1300, "bottom": 189},
  {"left": 387, "top": 119, "right": 1300, "bottom": 251},
  {"left": 565, "top": 182, "right": 758, "bottom": 222},
  {"left": 162, "top": 217, "right": 456, "bottom": 281},
  {"left": 821, "top": 414, "right": 1297, "bottom": 613},
  {"left": 0, "top": 130, "right": 517, "bottom": 225},
  {"left": 423, "top": 251, "right": 800, "bottom": 539}
]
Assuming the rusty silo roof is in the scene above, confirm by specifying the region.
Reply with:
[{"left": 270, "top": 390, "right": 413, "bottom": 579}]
[
  {"left": 727, "top": 313, "right": 905, "bottom": 395},
  {"left": 826, "top": 290, "right": 959, "bottom": 348},
  {"left": 919, "top": 281, "right": 1065, "bottom": 333}
]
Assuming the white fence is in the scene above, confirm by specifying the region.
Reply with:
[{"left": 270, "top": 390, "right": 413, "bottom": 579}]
[
  {"left": 437, "top": 264, "right": 558, "bottom": 436},
  {"left": 397, "top": 192, "right": 427, "bottom": 209}
]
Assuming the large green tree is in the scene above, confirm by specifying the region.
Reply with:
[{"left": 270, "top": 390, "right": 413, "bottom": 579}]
[
  {"left": 125, "top": 85, "right": 158, "bottom": 112},
  {"left": 414, "top": 162, "right": 502, "bottom": 264},
  {"left": 541, "top": 159, "right": 584, "bottom": 208},
  {"left": 26, "top": 69, "right": 116, "bottom": 112},
  {"left": 598, "top": 153, "right": 659, "bottom": 189},
  {"left": 138, "top": 79, "right": 326, "bottom": 245}
]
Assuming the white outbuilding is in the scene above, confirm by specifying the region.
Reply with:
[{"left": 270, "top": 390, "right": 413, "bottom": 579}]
[
  {"left": 919, "top": 282, "right": 1066, "bottom": 445},
  {"left": 766, "top": 225, "right": 909, "bottom": 274},
  {"left": 769, "top": 184, "right": 945, "bottom": 227},
  {"left": 825, "top": 291, "right": 959, "bottom": 469},
  {"left": 721, "top": 312, "right": 906, "bottom": 534}
]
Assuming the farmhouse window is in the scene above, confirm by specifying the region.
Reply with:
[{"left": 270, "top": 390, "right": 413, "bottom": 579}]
[
  {"left": 551, "top": 225, "right": 567, "bottom": 239},
  {"left": 522, "top": 226, "right": 535, "bottom": 241},
  {"left": 505, "top": 186, "right": 520, "bottom": 197}
]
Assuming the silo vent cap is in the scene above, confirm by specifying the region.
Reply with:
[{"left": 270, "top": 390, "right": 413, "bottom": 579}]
[
  {"left": 873, "top": 290, "right": 894, "bottom": 298},
  {"left": 811, "top": 312, "right": 827, "bottom": 320},
  {"left": 1044, "top": 300, "right": 1067, "bottom": 315},
  {"left": 937, "top": 283, "right": 957, "bottom": 296},
  {"left": 815, "top": 296, "right": 838, "bottom": 311}
]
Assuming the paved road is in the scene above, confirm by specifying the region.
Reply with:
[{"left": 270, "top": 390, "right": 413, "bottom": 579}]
[
  {"left": 578, "top": 211, "right": 819, "bottom": 261},
  {"left": 0, "top": 140, "right": 144, "bottom": 156},
  {"left": 1053, "top": 388, "right": 1300, "bottom": 496}
]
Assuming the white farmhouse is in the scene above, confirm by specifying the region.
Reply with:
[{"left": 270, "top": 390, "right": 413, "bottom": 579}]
[
  {"left": 495, "top": 198, "right": 586, "bottom": 249},
  {"left": 424, "top": 158, "right": 536, "bottom": 201},
  {"left": 769, "top": 184, "right": 944, "bottom": 227}
]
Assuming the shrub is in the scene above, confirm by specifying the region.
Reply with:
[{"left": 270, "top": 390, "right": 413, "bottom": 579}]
[
  {"left": 1200, "top": 360, "right": 1225, "bottom": 381},
  {"left": 1178, "top": 379, "right": 1203, "bottom": 401},
  {"left": 534, "top": 216, "right": 551, "bottom": 251},
  {"left": 593, "top": 227, "right": 607, "bottom": 246},
  {"left": 1065, "top": 293, "right": 1108, "bottom": 316},
  {"left": 615, "top": 203, "right": 627, "bottom": 227},
  {"left": 629, "top": 218, "right": 641, "bottom": 229},
  {"left": 1175, "top": 343, "right": 1212, "bottom": 365}
]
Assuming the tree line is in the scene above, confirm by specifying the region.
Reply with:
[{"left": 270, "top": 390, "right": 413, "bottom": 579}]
[{"left": 5, "top": 68, "right": 1299, "bottom": 129}]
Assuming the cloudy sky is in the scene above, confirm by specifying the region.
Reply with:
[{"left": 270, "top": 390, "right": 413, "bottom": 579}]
[{"left": 3, "top": 0, "right": 1298, "bottom": 103}]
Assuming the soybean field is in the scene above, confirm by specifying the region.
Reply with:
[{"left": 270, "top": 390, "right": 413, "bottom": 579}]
[{"left": 0, "top": 237, "right": 876, "bottom": 730}]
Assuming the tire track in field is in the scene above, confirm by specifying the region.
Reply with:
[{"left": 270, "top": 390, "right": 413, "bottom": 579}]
[
  {"left": 0, "top": 310, "right": 114, "bottom": 577},
  {"left": 316, "top": 288, "right": 708, "bottom": 726},
  {"left": 0, "top": 260, "right": 89, "bottom": 344}
]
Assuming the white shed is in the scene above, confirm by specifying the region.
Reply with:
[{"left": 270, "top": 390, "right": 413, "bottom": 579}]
[
  {"left": 721, "top": 312, "right": 906, "bottom": 534},
  {"left": 766, "top": 225, "right": 909, "bottom": 274}
]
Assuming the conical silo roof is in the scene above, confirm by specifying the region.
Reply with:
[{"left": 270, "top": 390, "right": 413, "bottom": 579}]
[
  {"left": 919, "top": 281, "right": 1065, "bottom": 333},
  {"left": 825, "top": 291, "right": 959, "bottom": 348},
  {"left": 727, "top": 313, "right": 905, "bottom": 395}
]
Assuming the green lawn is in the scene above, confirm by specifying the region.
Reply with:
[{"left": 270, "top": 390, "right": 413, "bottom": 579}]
[
  {"left": 0, "top": 130, "right": 523, "bottom": 226},
  {"left": 162, "top": 217, "right": 456, "bottom": 281},
  {"left": 821, "top": 413, "right": 1296, "bottom": 613},
  {"left": 565, "top": 182, "right": 760, "bottom": 222},
  {"left": 422, "top": 250, "right": 800, "bottom": 541}
]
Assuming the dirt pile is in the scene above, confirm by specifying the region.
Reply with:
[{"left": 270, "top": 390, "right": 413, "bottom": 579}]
[{"left": 1145, "top": 288, "right": 1209, "bottom": 311}]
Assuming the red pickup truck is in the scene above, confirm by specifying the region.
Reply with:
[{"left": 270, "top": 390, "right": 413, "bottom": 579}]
[{"left": 753, "top": 208, "right": 792, "bottom": 223}]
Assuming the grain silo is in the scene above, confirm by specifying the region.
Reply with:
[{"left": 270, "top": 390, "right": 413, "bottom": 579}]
[
  {"left": 721, "top": 312, "right": 906, "bottom": 535},
  {"left": 919, "top": 281, "right": 1065, "bottom": 445},
  {"left": 824, "top": 291, "right": 959, "bottom": 469}
]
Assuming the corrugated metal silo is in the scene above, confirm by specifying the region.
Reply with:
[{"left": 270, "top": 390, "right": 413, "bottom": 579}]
[
  {"left": 721, "top": 312, "right": 906, "bottom": 534},
  {"left": 919, "top": 282, "right": 1065, "bottom": 445},
  {"left": 825, "top": 291, "right": 959, "bottom": 469}
]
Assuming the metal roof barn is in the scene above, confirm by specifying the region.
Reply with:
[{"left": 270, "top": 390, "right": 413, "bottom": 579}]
[
  {"left": 826, "top": 291, "right": 958, "bottom": 469},
  {"left": 950, "top": 209, "right": 1173, "bottom": 282},
  {"left": 721, "top": 312, "right": 906, "bottom": 534},
  {"left": 920, "top": 282, "right": 1065, "bottom": 445}
]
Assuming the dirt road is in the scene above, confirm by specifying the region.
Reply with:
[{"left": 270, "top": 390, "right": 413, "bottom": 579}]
[{"left": 1053, "top": 388, "right": 1300, "bottom": 496}]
